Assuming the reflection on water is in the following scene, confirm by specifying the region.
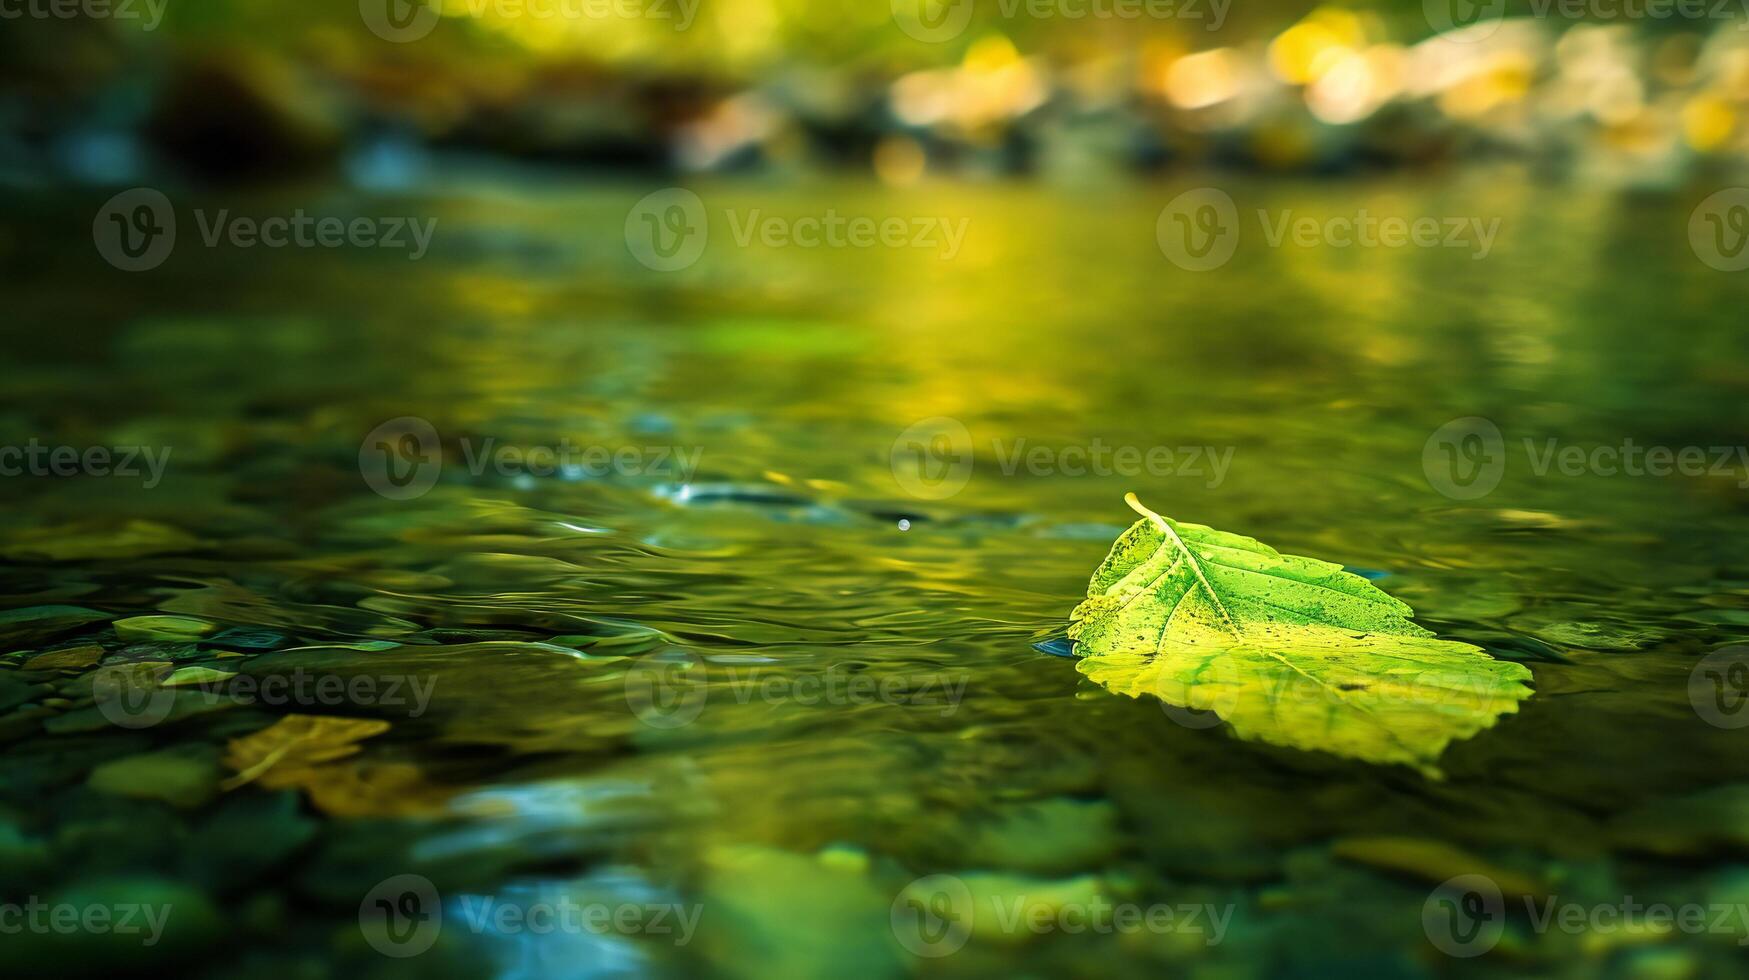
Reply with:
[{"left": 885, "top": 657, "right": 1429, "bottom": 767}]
[{"left": 2, "top": 176, "right": 1749, "bottom": 977}]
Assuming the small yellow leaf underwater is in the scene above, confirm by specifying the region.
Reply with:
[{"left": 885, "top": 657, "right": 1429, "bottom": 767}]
[
  {"left": 220, "top": 714, "right": 449, "bottom": 816},
  {"left": 221, "top": 714, "right": 391, "bottom": 791}
]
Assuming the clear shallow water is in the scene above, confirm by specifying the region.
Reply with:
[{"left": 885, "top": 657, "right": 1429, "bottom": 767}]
[{"left": 3, "top": 176, "right": 1749, "bottom": 978}]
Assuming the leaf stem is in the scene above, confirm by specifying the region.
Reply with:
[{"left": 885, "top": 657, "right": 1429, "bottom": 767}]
[{"left": 1124, "top": 493, "right": 1241, "bottom": 638}]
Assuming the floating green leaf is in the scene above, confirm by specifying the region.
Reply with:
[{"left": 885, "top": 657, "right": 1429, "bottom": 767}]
[{"left": 1068, "top": 495, "right": 1533, "bottom": 777}]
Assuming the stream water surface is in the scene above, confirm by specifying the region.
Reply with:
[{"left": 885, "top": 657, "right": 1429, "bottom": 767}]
[{"left": 3, "top": 175, "right": 1749, "bottom": 978}]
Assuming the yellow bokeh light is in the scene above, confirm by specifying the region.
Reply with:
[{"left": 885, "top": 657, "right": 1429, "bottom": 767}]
[
  {"left": 964, "top": 35, "right": 1023, "bottom": 73},
  {"left": 1165, "top": 49, "right": 1239, "bottom": 110},
  {"left": 1269, "top": 8, "right": 1368, "bottom": 86},
  {"left": 891, "top": 71, "right": 954, "bottom": 128},
  {"left": 873, "top": 135, "right": 928, "bottom": 186},
  {"left": 1438, "top": 54, "right": 1533, "bottom": 120},
  {"left": 1683, "top": 94, "right": 1736, "bottom": 152},
  {"left": 1306, "top": 45, "right": 1404, "bottom": 125},
  {"left": 888, "top": 36, "right": 1047, "bottom": 136},
  {"left": 1586, "top": 70, "right": 1644, "bottom": 126}
]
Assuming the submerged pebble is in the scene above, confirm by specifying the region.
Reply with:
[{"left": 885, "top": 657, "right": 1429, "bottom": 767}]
[
  {"left": 1330, "top": 836, "right": 1546, "bottom": 898},
  {"left": 957, "top": 872, "right": 1107, "bottom": 944},
  {"left": 113, "top": 616, "right": 217, "bottom": 643},
  {"left": 961, "top": 798, "right": 1121, "bottom": 875},
  {"left": 0, "top": 605, "right": 108, "bottom": 646},
  {"left": 199, "top": 627, "right": 289, "bottom": 650},
  {"left": 22, "top": 645, "right": 104, "bottom": 671},
  {"left": 87, "top": 747, "right": 221, "bottom": 808}
]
